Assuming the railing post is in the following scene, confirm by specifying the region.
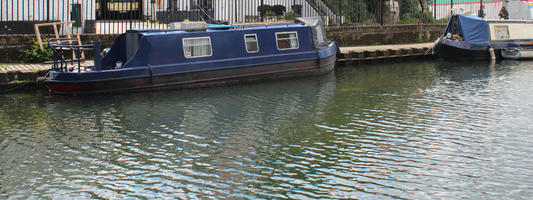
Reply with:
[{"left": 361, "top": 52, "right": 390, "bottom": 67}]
[
  {"left": 93, "top": 42, "right": 102, "bottom": 71},
  {"left": 130, "top": 0, "right": 133, "bottom": 30},
  {"left": 260, "top": 0, "right": 264, "bottom": 22},
  {"left": 47, "top": 0, "right": 51, "bottom": 21},
  {"left": 380, "top": 0, "right": 384, "bottom": 25},
  {"left": 339, "top": 0, "right": 342, "bottom": 26},
  {"left": 479, "top": 0, "right": 484, "bottom": 18},
  {"left": 434, "top": 0, "right": 436, "bottom": 19},
  {"left": 451, "top": 0, "right": 454, "bottom": 15}
]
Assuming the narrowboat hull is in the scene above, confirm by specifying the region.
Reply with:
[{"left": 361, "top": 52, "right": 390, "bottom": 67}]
[
  {"left": 434, "top": 40, "right": 498, "bottom": 61},
  {"left": 434, "top": 39, "right": 533, "bottom": 61},
  {"left": 46, "top": 52, "right": 336, "bottom": 95}
]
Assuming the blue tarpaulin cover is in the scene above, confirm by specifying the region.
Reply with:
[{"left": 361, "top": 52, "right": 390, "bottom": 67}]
[
  {"left": 457, "top": 15, "right": 489, "bottom": 45},
  {"left": 447, "top": 14, "right": 490, "bottom": 46}
]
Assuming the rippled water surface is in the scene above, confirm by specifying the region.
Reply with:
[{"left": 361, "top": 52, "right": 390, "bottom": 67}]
[{"left": 2, "top": 60, "right": 533, "bottom": 199}]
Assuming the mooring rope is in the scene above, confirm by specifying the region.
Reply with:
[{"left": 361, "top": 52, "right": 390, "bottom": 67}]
[{"left": 0, "top": 82, "right": 32, "bottom": 94}]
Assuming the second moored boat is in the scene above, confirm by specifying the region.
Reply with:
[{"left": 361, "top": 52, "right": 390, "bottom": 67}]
[{"left": 433, "top": 14, "right": 533, "bottom": 60}]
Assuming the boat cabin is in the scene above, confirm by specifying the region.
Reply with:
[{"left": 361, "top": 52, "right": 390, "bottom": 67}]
[{"left": 100, "top": 20, "right": 329, "bottom": 71}]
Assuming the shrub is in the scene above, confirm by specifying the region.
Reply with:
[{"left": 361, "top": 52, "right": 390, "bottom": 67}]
[
  {"left": 284, "top": 11, "right": 298, "bottom": 20},
  {"left": 20, "top": 39, "right": 54, "bottom": 63}
]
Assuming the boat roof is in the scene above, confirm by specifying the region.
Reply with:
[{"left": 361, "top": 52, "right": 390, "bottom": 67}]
[
  {"left": 445, "top": 14, "right": 490, "bottom": 46},
  {"left": 128, "top": 22, "right": 307, "bottom": 36}
]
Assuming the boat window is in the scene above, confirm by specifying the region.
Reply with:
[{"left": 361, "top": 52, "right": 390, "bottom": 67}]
[
  {"left": 276, "top": 32, "right": 299, "bottom": 50},
  {"left": 494, "top": 25, "right": 510, "bottom": 39},
  {"left": 183, "top": 37, "right": 212, "bottom": 58},
  {"left": 244, "top": 34, "right": 259, "bottom": 53}
]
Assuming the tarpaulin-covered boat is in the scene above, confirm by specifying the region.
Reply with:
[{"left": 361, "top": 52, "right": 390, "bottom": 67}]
[
  {"left": 433, "top": 14, "right": 533, "bottom": 60},
  {"left": 42, "top": 17, "right": 338, "bottom": 95}
]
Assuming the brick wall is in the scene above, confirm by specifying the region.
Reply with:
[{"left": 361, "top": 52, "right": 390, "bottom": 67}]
[{"left": 326, "top": 24, "right": 446, "bottom": 46}]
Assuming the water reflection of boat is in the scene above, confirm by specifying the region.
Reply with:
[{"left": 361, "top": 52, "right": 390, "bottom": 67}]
[
  {"left": 42, "top": 18, "right": 337, "bottom": 95},
  {"left": 434, "top": 14, "right": 533, "bottom": 60},
  {"left": 46, "top": 72, "right": 336, "bottom": 134},
  {"left": 501, "top": 48, "right": 533, "bottom": 59}
]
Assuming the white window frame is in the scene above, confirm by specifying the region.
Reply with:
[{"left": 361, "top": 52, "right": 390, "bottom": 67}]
[
  {"left": 182, "top": 36, "right": 213, "bottom": 58},
  {"left": 244, "top": 34, "right": 259, "bottom": 53},
  {"left": 275, "top": 31, "right": 299, "bottom": 50}
]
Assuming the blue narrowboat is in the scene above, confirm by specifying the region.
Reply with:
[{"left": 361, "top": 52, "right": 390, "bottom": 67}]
[
  {"left": 434, "top": 14, "right": 533, "bottom": 60},
  {"left": 42, "top": 18, "right": 338, "bottom": 95}
]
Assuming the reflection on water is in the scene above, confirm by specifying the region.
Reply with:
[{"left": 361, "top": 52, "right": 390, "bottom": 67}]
[{"left": 1, "top": 60, "right": 533, "bottom": 199}]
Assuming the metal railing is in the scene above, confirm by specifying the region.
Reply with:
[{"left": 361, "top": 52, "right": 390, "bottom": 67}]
[
  {"left": 1, "top": 0, "right": 472, "bottom": 36},
  {"left": 48, "top": 38, "right": 101, "bottom": 72}
]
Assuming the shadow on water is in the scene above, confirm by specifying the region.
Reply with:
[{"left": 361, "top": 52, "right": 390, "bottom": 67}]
[{"left": 2, "top": 60, "right": 533, "bottom": 199}]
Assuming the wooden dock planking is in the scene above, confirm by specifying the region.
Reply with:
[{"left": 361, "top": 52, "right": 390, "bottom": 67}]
[
  {"left": 1, "top": 61, "right": 94, "bottom": 73},
  {"left": 338, "top": 42, "right": 434, "bottom": 62}
]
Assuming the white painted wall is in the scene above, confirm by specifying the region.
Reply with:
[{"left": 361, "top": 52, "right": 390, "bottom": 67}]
[
  {"left": 2, "top": 0, "right": 330, "bottom": 23},
  {"left": 1, "top": 0, "right": 335, "bottom": 33},
  {"left": 429, "top": 0, "right": 532, "bottom": 20},
  {"left": 1, "top": 0, "right": 96, "bottom": 21},
  {"left": 153, "top": 0, "right": 328, "bottom": 24},
  {"left": 212, "top": 0, "right": 322, "bottom": 24}
]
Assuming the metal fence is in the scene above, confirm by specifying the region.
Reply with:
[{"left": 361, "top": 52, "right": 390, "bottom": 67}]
[{"left": 0, "top": 0, "right": 480, "bottom": 36}]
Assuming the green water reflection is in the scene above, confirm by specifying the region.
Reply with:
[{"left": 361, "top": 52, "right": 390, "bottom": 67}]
[{"left": 1, "top": 60, "right": 532, "bottom": 199}]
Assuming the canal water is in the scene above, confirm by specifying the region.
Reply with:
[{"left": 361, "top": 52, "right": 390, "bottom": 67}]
[{"left": 1, "top": 60, "right": 533, "bottom": 199}]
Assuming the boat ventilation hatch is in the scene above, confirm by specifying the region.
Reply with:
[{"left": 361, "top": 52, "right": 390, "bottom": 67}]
[{"left": 169, "top": 22, "right": 207, "bottom": 31}]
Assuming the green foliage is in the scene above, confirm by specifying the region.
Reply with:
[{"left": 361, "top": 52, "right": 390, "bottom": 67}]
[
  {"left": 415, "top": 34, "right": 423, "bottom": 43},
  {"left": 265, "top": 10, "right": 276, "bottom": 17},
  {"left": 284, "top": 11, "right": 299, "bottom": 20},
  {"left": 398, "top": 0, "right": 418, "bottom": 19},
  {"left": 324, "top": 0, "right": 447, "bottom": 25},
  {"left": 342, "top": 1, "right": 371, "bottom": 24},
  {"left": 325, "top": 0, "right": 372, "bottom": 24},
  {"left": 410, "top": 7, "right": 430, "bottom": 23},
  {"left": 398, "top": 7, "right": 447, "bottom": 24},
  {"left": 20, "top": 39, "right": 53, "bottom": 63},
  {"left": 434, "top": 17, "right": 450, "bottom": 23}
]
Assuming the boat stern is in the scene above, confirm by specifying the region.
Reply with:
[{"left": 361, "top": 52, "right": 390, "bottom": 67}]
[{"left": 317, "top": 41, "right": 338, "bottom": 73}]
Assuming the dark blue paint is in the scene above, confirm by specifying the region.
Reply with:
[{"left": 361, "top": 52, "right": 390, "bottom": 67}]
[
  {"left": 124, "top": 24, "right": 316, "bottom": 68},
  {"left": 101, "top": 34, "right": 128, "bottom": 69},
  {"left": 51, "top": 23, "right": 336, "bottom": 83}
]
